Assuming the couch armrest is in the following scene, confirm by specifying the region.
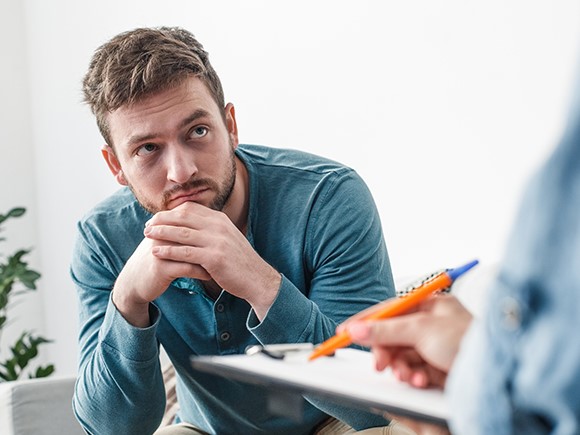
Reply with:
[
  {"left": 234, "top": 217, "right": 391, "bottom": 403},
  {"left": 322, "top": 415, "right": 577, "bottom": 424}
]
[{"left": 0, "top": 376, "right": 85, "bottom": 435}]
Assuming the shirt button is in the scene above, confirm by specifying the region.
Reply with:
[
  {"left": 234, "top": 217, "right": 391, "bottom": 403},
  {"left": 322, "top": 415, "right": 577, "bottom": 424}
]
[
  {"left": 500, "top": 296, "right": 521, "bottom": 330},
  {"left": 216, "top": 303, "right": 225, "bottom": 313},
  {"left": 220, "top": 331, "right": 231, "bottom": 342}
]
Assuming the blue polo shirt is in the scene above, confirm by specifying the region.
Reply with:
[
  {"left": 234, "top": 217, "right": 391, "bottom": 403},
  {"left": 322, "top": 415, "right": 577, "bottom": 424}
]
[{"left": 71, "top": 144, "right": 394, "bottom": 434}]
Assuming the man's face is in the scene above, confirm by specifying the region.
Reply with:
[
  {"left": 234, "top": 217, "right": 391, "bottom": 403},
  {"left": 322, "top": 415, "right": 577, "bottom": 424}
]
[{"left": 102, "top": 77, "right": 239, "bottom": 214}]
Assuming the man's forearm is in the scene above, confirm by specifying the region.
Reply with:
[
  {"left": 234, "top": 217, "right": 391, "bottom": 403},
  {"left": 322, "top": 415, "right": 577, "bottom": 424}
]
[
  {"left": 74, "top": 353, "right": 165, "bottom": 435},
  {"left": 74, "top": 298, "right": 165, "bottom": 434}
]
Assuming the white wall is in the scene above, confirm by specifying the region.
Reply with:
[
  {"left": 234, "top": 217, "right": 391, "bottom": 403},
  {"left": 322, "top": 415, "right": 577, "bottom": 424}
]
[
  {"left": 0, "top": 0, "right": 45, "bottom": 371},
  {"left": 2, "top": 0, "right": 578, "bottom": 376}
]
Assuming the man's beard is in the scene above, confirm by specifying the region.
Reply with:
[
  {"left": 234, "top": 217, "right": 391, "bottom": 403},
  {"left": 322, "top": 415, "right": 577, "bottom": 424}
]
[{"left": 129, "top": 148, "right": 237, "bottom": 214}]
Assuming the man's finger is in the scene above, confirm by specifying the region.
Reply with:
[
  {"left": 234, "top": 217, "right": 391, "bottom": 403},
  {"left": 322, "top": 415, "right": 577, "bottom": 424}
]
[{"left": 346, "top": 315, "right": 427, "bottom": 348}]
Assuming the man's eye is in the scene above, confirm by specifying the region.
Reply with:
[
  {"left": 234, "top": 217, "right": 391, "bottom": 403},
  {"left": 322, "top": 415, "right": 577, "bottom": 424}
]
[
  {"left": 136, "top": 143, "right": 157, "bottom": 156},
  {"left": 189, "top": 126, "right": 208, "bottom": 139}
]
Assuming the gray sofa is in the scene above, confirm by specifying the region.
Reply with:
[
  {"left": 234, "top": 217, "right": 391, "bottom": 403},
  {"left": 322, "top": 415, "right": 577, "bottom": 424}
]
[
  {"left": 0, "top": 361, "right": 178, "bottom": 435},
  {"left": 0, "top": 375, "right": 84, "bottom": 435}
]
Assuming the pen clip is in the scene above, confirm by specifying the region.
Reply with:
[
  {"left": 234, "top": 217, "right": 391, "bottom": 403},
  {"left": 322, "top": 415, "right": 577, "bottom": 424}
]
[{"left": 245, "top": 343, "right": 314, "bottom": 360}]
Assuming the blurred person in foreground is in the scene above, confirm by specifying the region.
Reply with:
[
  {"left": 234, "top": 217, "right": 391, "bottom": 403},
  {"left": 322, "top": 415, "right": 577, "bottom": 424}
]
[{"left": 345, "top": 66, "right": 580, "bottom": 434}]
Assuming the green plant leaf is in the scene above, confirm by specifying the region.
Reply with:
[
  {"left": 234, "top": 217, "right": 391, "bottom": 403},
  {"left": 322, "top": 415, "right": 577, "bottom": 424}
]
[
  {"left": 18, "top": 270, "right": 41, "bottom": 289},
  {"left": 0, "top": 206, "right": 54, "bottom": 383},
  {"left": 1, "top": 249, "right": 40, "bottom": 292},
  {"left": 0, "top": 332, "right": 54, "bottom": 382},
  {"left": 33, "top": 364, "right": 55, "bottom": 379},
  {"left": 8, "top": 208, "right": 26, "bottom": 218},
  {"left": 0, "top": 358, "right": 18, "bottom": 381},
  {"left": 0, "top": 291, "right": 9, "bottom": 310},
  {"left": 13, "top": 332, "right": 53, "bottom": 369},
  {"left": 0, "top": 207, "right": 26, "bottom": 225}
]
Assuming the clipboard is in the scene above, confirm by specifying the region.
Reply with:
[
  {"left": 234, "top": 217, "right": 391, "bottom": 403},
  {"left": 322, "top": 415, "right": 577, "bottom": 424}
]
[{"left": 191, "top": 346, "right": 449, "bottom": 426}]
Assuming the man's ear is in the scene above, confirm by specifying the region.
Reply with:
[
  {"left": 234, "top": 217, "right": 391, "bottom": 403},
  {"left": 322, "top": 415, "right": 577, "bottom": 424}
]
[
  {"left": 101, "top": 145, "right": 128, "bottom": 186},
  {"left": 224, "top": 103, "right": 239, "bottom": 148}
]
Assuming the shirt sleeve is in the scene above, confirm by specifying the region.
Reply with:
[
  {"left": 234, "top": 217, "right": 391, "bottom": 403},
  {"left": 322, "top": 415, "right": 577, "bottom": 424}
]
[
  {"left": 246, "top": 168, "right": 395, "bottom": 430},
  {"left": 248, "top": 168, "right": 395, "bottom": 346},
  {"left": 447, "top": 150, "right": 580, "bottom": 434},
  {"left": 70, "top": 220, "right": 166, "bottom": 435}
]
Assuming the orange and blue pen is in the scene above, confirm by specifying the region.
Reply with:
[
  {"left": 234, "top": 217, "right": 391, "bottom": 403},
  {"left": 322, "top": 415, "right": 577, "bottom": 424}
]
[{"left": 308, "top": 259, "right": 479, "bottom": 361}]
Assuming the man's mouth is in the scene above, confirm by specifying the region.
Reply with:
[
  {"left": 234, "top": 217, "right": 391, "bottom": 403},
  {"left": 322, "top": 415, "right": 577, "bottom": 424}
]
[{"left": 167, "top": 187, "right": 210, "bottom": 208}]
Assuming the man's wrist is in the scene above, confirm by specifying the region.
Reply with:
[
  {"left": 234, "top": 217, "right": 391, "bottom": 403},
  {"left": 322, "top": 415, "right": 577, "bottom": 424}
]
[
  {"left": 249, "top": 271, "right": 282, "bottom": 321},
  {"left": 112, "top": 289, "right": 151, "bottom": 328}
]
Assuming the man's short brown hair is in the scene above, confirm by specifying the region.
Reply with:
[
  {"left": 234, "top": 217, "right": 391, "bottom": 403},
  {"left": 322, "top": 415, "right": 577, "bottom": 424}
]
[{"left": 82, "top": 26, "right": 225, "bottom": 146}]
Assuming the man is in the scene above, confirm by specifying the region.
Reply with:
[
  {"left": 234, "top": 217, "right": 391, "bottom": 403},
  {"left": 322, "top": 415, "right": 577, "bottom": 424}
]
[
  {"left": 71, "top": 26, "right": 396, "bottom": 434},
  {"left": 345, "top": 68, "right": 580, "bottom": 433}
]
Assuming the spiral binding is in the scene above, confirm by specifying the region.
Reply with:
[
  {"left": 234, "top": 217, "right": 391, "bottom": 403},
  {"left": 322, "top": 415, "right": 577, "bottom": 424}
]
[{"left": 395, "top": 268, "right": 451, "bottom": 298}]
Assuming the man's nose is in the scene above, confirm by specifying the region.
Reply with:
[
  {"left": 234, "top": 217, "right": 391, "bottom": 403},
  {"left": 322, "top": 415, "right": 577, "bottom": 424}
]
[{"left": 166, "top": 145, "right": 198, "bottom": 184}]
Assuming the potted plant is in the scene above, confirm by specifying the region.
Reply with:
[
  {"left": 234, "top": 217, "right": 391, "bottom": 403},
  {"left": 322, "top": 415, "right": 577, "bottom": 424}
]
[{"left": 0, "top": 206, "right": 54, "bottom": 381}]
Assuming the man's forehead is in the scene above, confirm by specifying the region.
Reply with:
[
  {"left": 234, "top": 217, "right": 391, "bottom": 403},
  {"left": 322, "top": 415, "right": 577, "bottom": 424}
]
[
  {"left": 116, "top": 77, "right": 214, "bottom": 116},
  {"left": 106, "top": 78, "right": 221, "bottom": 144}
]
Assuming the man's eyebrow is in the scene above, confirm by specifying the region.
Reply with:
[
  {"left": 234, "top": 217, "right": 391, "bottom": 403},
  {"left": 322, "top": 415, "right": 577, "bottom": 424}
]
[
  {"left": 178, "top": 109, "right": 211, "bottom": 130},
  {"left": 126, "top": 109, "right": 212, "bottom": 146}
]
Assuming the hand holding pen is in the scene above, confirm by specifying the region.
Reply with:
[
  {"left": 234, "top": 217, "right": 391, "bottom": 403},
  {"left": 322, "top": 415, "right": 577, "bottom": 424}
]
[
  {"left": 310, "top": 261, "right": 478, "bottom": 370},
  {"left": 344, "top": 294, "right": 472, "bottom": 389}
]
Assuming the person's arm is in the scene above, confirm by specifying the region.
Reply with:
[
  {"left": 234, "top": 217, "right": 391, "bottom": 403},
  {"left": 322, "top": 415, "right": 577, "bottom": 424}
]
[
  {"left": 144, "top": 200, "right": 281, "bottom": 322},
  {"left": 248, "top": 169, "right": 396, "bottom": 345},
  {"left": 70, "top": 220, "right": 166, "bottom": 435},
  {"left": 145, "top": 169, "right": 395, "bottom": 345},
  {"left": 336, "top": 294, "right": 471, "bottom": 433},
  {"left": 447, "top": 148, "right": 580, "bottom": 433},
  {"left": 246, "top": 169, "right": 396, "bottom": 431}
]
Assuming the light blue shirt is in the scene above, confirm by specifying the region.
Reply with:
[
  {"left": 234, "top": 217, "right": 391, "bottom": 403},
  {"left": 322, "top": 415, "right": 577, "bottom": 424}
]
[
  {"left": 448, "top": 82, "right": 580, "bottom": 433},
  {"left": 71, "top": 144, "right": 395, "bottom": 435}
]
